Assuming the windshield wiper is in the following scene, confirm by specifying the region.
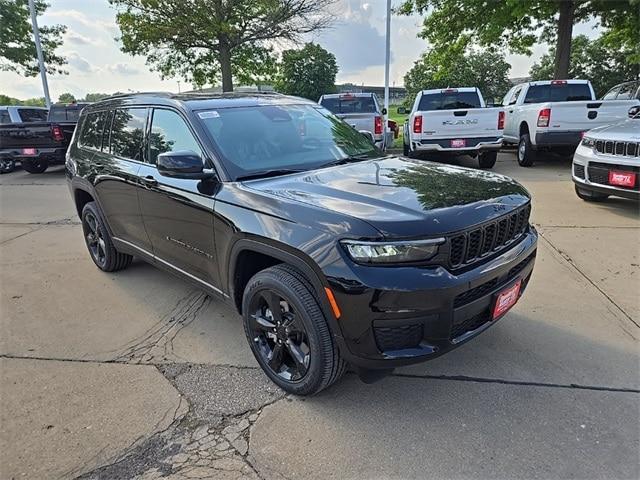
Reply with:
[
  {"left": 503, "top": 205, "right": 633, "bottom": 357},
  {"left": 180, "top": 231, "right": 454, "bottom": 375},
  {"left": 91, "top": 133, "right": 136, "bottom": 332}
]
[
  {"left": 236, "top": 168, "right": 305, "bottom": 181},
  {"left": 318, "top": 154, "right": 373, "bottom": 168}
]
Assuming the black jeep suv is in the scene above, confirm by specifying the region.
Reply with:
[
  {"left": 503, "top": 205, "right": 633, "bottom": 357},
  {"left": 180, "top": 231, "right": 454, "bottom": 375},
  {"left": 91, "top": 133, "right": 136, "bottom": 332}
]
[{"left": 66, "top": 93, "right": 537, "bottom": 395}]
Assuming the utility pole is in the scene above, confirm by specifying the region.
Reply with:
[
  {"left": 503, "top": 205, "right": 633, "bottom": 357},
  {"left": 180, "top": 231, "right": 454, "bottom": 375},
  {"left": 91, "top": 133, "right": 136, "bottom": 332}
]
[
  {"left": 383, "top": 0, "right": 391, "bottom": 139},
  {"left": 28, "top": 0, "right": 52, "bottom": 108}
]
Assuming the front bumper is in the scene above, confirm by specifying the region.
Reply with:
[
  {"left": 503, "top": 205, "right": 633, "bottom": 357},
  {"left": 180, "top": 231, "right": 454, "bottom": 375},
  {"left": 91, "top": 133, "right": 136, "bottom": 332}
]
[
  {"left": 534, "top": 131, "right": 582, "bottom": 148},
  {"left": 412, "top": 137, "right": 502, "bottom": 153},
  {"left": 328, "top": 228, "right": 538, "bottom": 369},
  {"left": 572, "top": 144, "right": 640, "bottom": 200}
]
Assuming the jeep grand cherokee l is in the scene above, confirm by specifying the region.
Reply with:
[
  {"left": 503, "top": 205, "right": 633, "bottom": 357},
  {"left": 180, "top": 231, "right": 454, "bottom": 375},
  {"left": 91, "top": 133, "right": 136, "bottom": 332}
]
[{"left": 66, "top": 92, "right": 537, "bottom": 395}]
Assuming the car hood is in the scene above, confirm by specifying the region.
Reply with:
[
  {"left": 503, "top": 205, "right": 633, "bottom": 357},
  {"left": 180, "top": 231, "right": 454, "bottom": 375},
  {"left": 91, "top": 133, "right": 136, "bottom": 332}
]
[
  {"left": 244, "top": 156, "right": 531, "bottom": 238},
  {"left": 587, "top": 118, "right": 640, "bottom": 141}
]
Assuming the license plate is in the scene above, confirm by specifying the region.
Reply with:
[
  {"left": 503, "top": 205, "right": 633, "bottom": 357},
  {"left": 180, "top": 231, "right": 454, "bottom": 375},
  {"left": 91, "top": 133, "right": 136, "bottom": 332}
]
[
  {"left": 451, "top": 139, "right": 466, "bottom": 148},
  {"left": 608, "top": 170, "right": 636, "bottom": 187},
  {"left": 492, "top": 280, "right": 522, "bottom": 319},
  {"left": 22, "top": 148, "right": 36, "bottom": 155}
]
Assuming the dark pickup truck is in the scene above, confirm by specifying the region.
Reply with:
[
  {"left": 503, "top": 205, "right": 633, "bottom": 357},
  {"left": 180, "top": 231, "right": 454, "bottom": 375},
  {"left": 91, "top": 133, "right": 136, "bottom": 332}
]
[{"left": 0, "top": 103, "right": 88, "bottom": 174}]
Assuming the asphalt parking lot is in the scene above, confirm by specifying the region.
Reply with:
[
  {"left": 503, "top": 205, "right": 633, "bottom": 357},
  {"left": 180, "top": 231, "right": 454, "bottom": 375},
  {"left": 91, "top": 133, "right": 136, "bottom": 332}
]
[{"left": 1, "top": 152, "right": 638, "bottom": 480}]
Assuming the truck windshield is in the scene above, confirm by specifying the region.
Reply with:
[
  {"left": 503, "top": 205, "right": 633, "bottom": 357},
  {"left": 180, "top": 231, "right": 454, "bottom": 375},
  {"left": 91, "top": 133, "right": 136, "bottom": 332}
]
[
  {"left": 48, "top": 107, "right": 82, "bottom": 122},
  {"left": 418, "top": 91, "right": 481, "bottom": 110},
  {"left": 524, "top": 83, "right": 592, "bottom": 103},
  {"left": 198, "top": 104, "right": 380, "bottom": 180},
  {"left": 320, "top": 96, "right": 377, "bottom": 114}
]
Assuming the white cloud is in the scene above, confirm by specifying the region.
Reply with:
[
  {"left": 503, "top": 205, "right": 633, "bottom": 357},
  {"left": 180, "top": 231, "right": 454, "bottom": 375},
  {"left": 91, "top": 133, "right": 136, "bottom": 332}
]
[
  {"left": 67, "top": 52, "right": 93, "bottom": 73},
  {"left": 107, "top": 63, "right": 141, "bottom": 76}
]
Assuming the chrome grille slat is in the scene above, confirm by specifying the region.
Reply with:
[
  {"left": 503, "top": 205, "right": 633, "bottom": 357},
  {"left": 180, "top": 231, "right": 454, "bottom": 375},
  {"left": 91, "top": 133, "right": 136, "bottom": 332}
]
[{"left": 594, "top": 139, "right": 639, "bottom": 157}]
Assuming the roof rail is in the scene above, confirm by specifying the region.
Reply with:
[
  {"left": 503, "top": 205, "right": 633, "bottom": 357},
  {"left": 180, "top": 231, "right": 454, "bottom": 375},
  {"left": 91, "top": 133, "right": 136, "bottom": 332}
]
[{"left": 102, "top": 91, "right": 174, "bottom": 101}]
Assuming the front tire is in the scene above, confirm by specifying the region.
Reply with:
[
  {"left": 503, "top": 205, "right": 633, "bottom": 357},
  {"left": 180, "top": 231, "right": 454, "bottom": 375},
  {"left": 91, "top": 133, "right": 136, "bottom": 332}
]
[
  {"left": 0, "top": 157, "right": 15, "bottom": 174},
  {"left": 21, "top": 158, "right": 49, "bottom": 174},
  {"left": 517, "top": 134, "right": 536, "bottom": 167},
  {"left": 478, "top": 151, "right": 497, "bottom": 169},
  {"left": 81, "top": 202, "right": 133, "bottom": 271},
  {"left": 575, "top": 185, "right": 609, "bottom": 202},
  {"left": 242, "top": 264, "right": 346, "bottom": 395}
]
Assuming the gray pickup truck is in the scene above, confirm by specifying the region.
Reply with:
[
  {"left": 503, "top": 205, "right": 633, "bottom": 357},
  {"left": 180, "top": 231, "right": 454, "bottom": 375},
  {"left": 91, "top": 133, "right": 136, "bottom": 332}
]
[{"left": 319, "top": 93, "right": 391, "bottom": 150}]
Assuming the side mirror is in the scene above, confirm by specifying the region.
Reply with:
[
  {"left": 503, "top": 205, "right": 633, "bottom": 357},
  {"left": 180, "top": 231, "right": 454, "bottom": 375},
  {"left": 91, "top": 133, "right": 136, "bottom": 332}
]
[
  {"left": 397, "top": 107, "right": 407, "bottom": 114},
  {"left": 358, "top": 130, "right": 375, "bottom": 145},
  {"left": 157, "top": 150, "right": 215, "bottom": 180},
  {"left": 628, "top": 105, "right": 640, "bottom": 118},
  {"left": 381, "top": 107, "right": 388, "bottom": 115}
]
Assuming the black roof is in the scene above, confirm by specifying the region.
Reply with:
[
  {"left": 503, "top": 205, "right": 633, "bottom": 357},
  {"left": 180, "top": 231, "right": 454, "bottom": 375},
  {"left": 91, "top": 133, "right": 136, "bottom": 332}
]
[{"left": 94, "top": 91, "right": 314, "bottom": 111}]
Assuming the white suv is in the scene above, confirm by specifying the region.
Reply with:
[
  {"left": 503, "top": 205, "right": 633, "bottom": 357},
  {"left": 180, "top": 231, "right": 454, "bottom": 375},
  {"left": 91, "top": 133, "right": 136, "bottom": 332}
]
[{"left": 573, "top": 107, "right": 640, "bottom": 202}]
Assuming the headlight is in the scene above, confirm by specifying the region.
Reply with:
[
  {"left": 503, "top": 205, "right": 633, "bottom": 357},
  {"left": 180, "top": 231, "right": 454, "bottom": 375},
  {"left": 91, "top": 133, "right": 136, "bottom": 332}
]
[
  {"left": 581, "top": 136, "right": 595, "bottom": 147},
  {"left": 341, "top": 238, "right": 444, "bottom": 264}
]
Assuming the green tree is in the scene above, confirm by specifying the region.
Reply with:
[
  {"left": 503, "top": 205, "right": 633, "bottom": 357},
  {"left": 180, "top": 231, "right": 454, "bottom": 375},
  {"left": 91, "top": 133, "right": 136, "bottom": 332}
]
[
  {"left": 0, "top": 0, "right": 67, "bottom": 76},
  {"left": 397, "top": 0, "right": 640, "bottom": 79},
  {"left": 404, "top": 48, "right": 511, "bottom": 105},
  {"left": 84, "top": 93, "right": 111, "bottom": 102},
  {"left": 58, "top": 92, "right": 76, "bottom": 103},
  {"left": 110, "top": 0, "right": 334, "bottom": 92},
  {"left": 0, "top": 93, "right": 22, "bottom": 105},
  {"left": 274, "top": 43, "right": 338, "bottom": 101},
  {"left": 530, "top": 34, "right": 640, "bottom": 97}
]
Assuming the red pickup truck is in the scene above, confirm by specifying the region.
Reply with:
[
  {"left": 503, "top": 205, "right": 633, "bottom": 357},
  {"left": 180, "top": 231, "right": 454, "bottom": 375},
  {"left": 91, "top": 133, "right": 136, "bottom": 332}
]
[{"left": 0, "top": 103, "right": 88, "bottom": 174}]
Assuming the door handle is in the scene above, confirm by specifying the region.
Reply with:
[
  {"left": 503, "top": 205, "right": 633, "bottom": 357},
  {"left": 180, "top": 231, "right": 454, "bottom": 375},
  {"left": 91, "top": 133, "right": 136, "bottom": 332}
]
[
  {"left": 141, "top": 175, "right": 157, "bottom": 187},
  {"left": 508, "top": 110, "right": 514, "bottom": 113}
]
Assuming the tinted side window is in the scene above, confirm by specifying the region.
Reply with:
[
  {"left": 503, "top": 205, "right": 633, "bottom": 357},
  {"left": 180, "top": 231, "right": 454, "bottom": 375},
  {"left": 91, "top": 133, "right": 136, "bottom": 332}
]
[
  {"left": 148, "top": 109, "right": 203, "bottom": 164},
  {"left": 0, "top": 110, "right": 10, "bottom": 124},
  {"left": 78, "top": 111, "right": 106, "bottom": 150},
  {"left": 524, "top": 84, "right": 592, "bottom": 103},
  {"left": 616, "top": 82, "right": 639, "bottom": 100},
  {"left": 18, "top": 108, "right": 48, "bottom": 122},
  {"left": 602, "top": 86, "right": 620, "bottom": 100},
  {"left": 109, "top": 108, "right": 148, "bottom": 161},
  {"left": 49, "top": 107, "right": 82, "bottom": 122}
]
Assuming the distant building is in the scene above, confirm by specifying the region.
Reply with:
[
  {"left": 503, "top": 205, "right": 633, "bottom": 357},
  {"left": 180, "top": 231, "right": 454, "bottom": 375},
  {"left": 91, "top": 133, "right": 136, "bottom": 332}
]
[
  {"left": 509, "top": 77, "right": 532, "bottom": 85},
  {"left": 336, "top": 83, "right": 407, "bottom": 103}
]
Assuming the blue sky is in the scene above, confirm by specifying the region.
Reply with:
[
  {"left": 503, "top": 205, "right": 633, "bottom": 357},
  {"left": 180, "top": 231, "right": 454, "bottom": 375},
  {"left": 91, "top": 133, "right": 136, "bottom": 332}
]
[{"left": 0, "top": 0, "right": 601, "bottom": 100}]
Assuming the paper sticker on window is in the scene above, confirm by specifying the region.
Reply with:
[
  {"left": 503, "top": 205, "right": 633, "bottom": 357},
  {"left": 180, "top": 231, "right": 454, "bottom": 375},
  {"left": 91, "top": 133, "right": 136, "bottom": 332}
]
[{"left": 198, "top": 111, "right": 220, "bottom": 119}]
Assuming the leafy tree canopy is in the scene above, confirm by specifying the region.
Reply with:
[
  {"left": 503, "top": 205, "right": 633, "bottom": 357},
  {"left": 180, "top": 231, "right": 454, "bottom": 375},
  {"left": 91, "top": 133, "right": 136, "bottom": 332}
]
[
  {"left": 397, "top": 0, "right": 640, "bottom": 78},
  {"left": 0, "top": 0, "right": 66, "bottom": 76},
  {"left": 110, "top": 0, "right": 335, "bottom": 92},
  {"left": 0, "top": 93, "right": 46, "bottom": 105},
  {"left": 57, "top": 92, "right": 75, "bottom": 103},
  {"left": 83, "top": 93, "right": 112, "bottom": 102},
  {"left": 530, "top": 34, "right": 640, "bottom": 97},
  {"left": 274, "top": 43, "right": 338, "bottom": 101},
  {"left": 404, "top": 47, "right": 512, "bottom": 105}
]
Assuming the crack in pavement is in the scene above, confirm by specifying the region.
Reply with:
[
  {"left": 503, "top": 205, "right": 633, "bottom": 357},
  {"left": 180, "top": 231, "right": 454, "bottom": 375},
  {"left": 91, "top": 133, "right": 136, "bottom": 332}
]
[
  {"left": 538, "top": 233, "right": 640, "bottom": 331},
  {"left": 0, "top": 218, "right": 80, "bottom": 226}
]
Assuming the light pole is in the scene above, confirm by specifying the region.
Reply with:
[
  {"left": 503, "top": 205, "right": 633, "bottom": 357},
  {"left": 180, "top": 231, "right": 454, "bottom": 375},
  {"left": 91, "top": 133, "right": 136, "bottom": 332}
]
[
  {"left": 28, "top": 0, "right": 51, "bottom": 108},
  {"left": 383, "top": 0, "right": 391, "bottom": 138}
]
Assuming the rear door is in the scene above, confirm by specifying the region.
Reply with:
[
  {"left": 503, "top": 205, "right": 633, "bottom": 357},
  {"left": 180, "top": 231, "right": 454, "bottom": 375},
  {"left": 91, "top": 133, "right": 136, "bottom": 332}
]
[
  {"left": 90, "top": 107, "right": 151, "bottom": 251},
  {"left": 503, "top": 84, "right": 524, "bottom": 140},
  {"left": 137, "top": 108, "right": 220, "bottom": 290}
]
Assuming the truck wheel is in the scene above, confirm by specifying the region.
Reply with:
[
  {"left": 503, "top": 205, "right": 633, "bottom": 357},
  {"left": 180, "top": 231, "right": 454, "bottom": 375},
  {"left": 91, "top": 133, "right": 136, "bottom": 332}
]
[
  {"left": 21, "top": 158, "right": 49, "bottom": 174},
  {"left": 81, "top": 202, "right": 133, "bottom": 271},
  {"left": 575, "top": 185, "right": 609, "bottom": 202},
  {"left": 242, "top": 264, "right": 346, "bottom": 396},
  {"left": 0, "top": 157, "right": 15, "bottom": 174},
  {"left": 478, "top": 151, "right": 497, "bottom": 169},
  {"left": 517, "top": 134, "right": 536, "bottom": 167}
]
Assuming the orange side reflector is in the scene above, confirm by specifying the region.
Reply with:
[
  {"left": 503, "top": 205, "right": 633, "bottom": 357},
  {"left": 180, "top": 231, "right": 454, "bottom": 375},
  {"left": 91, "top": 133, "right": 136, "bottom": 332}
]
[{"left": 324, "top": 287, "right": 341, "bottom": 319}]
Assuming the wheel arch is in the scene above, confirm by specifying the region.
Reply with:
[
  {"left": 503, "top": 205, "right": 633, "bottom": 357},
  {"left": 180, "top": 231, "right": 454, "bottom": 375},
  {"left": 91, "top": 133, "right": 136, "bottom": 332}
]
[{"left": 519, "top": 121, "right": 530, "bottom": 137}]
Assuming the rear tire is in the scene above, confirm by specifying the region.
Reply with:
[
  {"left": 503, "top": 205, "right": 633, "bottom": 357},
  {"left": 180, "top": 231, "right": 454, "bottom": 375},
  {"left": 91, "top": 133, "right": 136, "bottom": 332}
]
[
  {"left": 403, "top": 139, "right": 410, "bottom": 157},
  {"left": 81, "top": 202, "right": 133, "bottom": 272},
  {"left": 21, "top": 158, "right": 49, "bottom": 174},
  {"left": 242, "top": 264, "right": 346, "bottom": 395},
  {"left": 517, "top": 134, "right": 536, "bottom": 167},
  {"left": 478, "top": 151, "right": 497, "bottom": 169},
  {"left": 575, "top": 185, "right": 609, "bottom": 202},
  {"left": 0, "top": 157, "right": 15, "bottom": 174}
]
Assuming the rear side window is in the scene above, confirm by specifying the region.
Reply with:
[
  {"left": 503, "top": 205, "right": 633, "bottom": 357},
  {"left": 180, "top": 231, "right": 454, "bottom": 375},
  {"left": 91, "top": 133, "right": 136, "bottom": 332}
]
[
  {"left": 616, "top": 82, "right": 639, "bottom": 100},
  {"left": 49, "top": 106, "right": 82, "bottom": 122},
  {"left": 602, "top": 86, "right": 620, "bottom": 100},
  {"left": 0, "top": 110, "right": 10, "bottom": 124},
  {"left": 320, "top": 96, "right": 377, "bottom": 114},
  {"left": 109, "top": 108, "right": 148, "bottom": 161},
  {"left": 18, "top": 108, "right": 48, "bottom": 122},
  {"left": 78, "top": 111, "right": 107, "bottom": 150},
  {"left": 418, "top": 91, "right": 481, "bottom": 110},
  {"left": 524, "top": 83, "right": 592, "bottom": 103},
  {"left": 148, "top": 109, "right": 203, "bottom": 164}
]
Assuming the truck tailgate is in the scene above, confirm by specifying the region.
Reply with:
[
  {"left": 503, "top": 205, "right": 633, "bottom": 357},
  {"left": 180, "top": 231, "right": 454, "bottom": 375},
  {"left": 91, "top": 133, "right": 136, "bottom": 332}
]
[
  {"left": 0, "top": 122, "right": 53, "bottom": 150},
  {"left": 545, "top": 100, "right": 639, "bottom": 131},
  {"left": 416, "top": 108, "right": 502, "bottom": 139},
  {"left": 335, "top": 113, "right": 375, "bottom": 132}
]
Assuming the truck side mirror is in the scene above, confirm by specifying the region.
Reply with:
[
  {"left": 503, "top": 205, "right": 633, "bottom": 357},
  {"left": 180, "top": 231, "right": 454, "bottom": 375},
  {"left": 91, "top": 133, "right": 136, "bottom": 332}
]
[
  {"left": 381, "top": 107, "right": 388, "bottom": 115},
  {"left": 628, "top": 105, "right": 640, "bottom": 118}
]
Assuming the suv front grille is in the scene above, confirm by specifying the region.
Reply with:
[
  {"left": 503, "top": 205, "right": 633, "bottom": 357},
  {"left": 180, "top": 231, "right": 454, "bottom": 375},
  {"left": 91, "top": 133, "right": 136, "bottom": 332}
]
[
  {"left": 595, "top": 140, "right": 640, "bottom": 158},
  {"left": 588, "top": 162, "right": 639, "bottom": 190},
  {"left": 447, "top": 204, "right": 531, "bottom": 269},
  {"left": 574, "top": 164, "right": 585, "bottom": 179}
]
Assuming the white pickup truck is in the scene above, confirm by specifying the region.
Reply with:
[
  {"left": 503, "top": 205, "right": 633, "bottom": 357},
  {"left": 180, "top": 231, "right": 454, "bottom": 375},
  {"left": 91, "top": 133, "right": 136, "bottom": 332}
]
[
  {"left": 402, "top": 87, "right": 504, "bottom": 169},
  {"left": 502, "top": 79, "right": 640, "bottom": 167}
]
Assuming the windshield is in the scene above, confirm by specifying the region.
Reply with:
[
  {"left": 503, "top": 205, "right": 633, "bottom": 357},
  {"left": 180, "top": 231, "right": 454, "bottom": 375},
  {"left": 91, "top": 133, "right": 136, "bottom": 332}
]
[
  {"left": 198, "top": 104, "right": 380, "bottom": 180},
  {"left": 320, "top": 96, "right": 377, "bottom": 114},
  {"left": 418, "top": 91, "right": 481, "bottom": 110}
]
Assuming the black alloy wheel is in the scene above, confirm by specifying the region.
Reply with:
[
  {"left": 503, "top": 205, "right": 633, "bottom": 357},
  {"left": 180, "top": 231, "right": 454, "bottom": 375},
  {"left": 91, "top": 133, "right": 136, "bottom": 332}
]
[
  {"left": 81, "top": 202, "right": 132, "bottom": 272},
  {"left": 249, "top": 289, "right": 311, "bottom": 381},
  {"left": 83, "top": 209, "right": 107, "bottom": 268}
]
